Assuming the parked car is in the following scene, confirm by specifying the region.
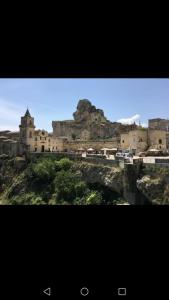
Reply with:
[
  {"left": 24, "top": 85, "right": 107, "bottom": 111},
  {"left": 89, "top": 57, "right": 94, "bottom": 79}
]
[{"left": 116, "top": 152, "right": 124, "bottom": 158}]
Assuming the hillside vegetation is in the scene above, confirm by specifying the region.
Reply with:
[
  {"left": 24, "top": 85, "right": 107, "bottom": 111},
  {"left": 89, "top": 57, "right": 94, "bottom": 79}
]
[{"left": 0, "top": 156, "right": 125, "bottom": 205}]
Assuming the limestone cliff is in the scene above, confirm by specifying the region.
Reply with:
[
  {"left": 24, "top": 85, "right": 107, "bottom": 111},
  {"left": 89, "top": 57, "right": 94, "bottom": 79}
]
[
  {"left": 73, "top": 99, "right": 108, "bottom": 123},
  {"left": 71, "top": 161, "right": 123, "bottom": 194},
  {"left": 2, "top": 155, "right": 167, "bottom": 205},
  {"left": 137, "top": 167, "right": 169, "bottom": 204},
  {"left": 53, "top": 99, "right": 137, "bottom": 140}
]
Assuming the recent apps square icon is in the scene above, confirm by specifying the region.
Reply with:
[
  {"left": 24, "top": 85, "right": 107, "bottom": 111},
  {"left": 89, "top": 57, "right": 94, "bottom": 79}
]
[{"left": 118, "top": 288, "right": 126, "bottom": 296}]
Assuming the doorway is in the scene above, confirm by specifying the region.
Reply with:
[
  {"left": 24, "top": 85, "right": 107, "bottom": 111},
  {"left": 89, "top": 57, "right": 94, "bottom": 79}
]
[{"left": 41, "top": 145, "right": 45, "bottom": 152}]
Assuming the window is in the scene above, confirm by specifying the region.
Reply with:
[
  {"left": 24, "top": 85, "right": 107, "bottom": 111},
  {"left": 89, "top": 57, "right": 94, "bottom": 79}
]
[
  {"left": 40, "top": 137, "right": 41, "bottom": 140},
  {"left": 29, "top": 131, "right": 32, "bottom": 138},
  {"left": 159, "top": 139, "right": 162, "bottom": 144},
  {"left": 49, "top": 139, "right": 50, "bottom": 142},
  {"left": 30, "top": 120, "right": 32, "bottom": 125},
  {"left": 35, "top": 137, "right": 37, "bottom": 141},
  {"left": 122, "top": 140, "right": 124, "bottom": 143},
  {"left": 34, "top": 148, "right": 37, "bottom": 152}
]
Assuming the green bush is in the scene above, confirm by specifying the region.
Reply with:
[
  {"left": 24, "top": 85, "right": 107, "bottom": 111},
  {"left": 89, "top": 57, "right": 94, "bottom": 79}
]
[
  {"left": 53, "top": 170, "right": 77, "bottom": 203},
  {"left": 55, "top": 158, "right": 73, "bottom": 171},
  {"left": 9, "top": 192, "right": 46, "bottom": 205},
  {"left": 31, "top": 158, "right": 56, "bottom": 181},
  {"left": 75, "top": 181, "right": 88, "bottom": 197},
  {"left": 85, "top": 191, "right": 103, "bottom": 205}
]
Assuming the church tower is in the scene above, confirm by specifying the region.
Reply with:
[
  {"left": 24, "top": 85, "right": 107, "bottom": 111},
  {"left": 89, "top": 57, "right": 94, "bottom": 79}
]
[{"left": 19, "top": 108, "right": 36, "bottom": 152}]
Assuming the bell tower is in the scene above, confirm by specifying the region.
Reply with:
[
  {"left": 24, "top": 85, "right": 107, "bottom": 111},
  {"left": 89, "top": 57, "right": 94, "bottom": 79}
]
[{"left": 19, "top": 108, "right": 36, "bottom": 151}]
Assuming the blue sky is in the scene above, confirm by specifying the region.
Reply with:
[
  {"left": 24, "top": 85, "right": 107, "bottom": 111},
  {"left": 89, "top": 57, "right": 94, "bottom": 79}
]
[{"left": 0, "top": 79, "right": 169, "bottom": 132}]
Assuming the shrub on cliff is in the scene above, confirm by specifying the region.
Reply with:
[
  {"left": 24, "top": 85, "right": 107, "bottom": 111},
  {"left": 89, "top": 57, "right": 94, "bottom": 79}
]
[
  {"left": 85, "top": 191, "right": 103, "bottom": 205},
  {"left": 53, "top": 170, "right": 78, "bottom": 203},
  {"left": 9, "top": 192, "right": 46, "bottom": 205},
  {"left": 55, "top": 158, "right": 73, "bottom": 171},
  {"left": 31, "top": 158, "right": 56, "bottom": 182}
]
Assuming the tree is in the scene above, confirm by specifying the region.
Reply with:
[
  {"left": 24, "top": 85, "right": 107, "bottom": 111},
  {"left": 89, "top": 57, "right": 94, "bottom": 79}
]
[
  {"left": 54, "top": 170, "right": 77, "bottom": 203},
  {"left": 56, "top": 158, "right": 73, "bottom": 171},
  {"left": 31, "top": 158, "right": 56, "bottom": 182}
]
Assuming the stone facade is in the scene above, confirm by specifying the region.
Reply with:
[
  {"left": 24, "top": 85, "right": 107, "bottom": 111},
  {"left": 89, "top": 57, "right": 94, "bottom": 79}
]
[
  {"left": 148, "top": 118, "right": 169, "bottom": 131},
  {"left": 0, "top": 138, "right": 19, "bottom": 156},
  {"left": 148, "top": 129, "right": 167, "bottom": 150},
  {"left": 63, "top": 138, "right": 120, "bottom": 152},
  {"left": 120, "top": 128, "right": 168, "bottom": 153},
  {"left": 120, "top": 129, "right": 148, "bottom": 153},
  {"left": 18, "top": 109, "right": 66, "bottom": 154}
]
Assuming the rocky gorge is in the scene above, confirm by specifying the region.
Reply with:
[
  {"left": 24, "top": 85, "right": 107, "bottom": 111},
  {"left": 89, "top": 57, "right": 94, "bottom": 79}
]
[{"left": 0, "top": 154, "right": 169, "bottom": 205}]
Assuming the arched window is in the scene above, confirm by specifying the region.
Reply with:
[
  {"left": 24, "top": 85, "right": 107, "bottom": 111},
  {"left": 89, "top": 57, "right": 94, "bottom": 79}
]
[
  {"left": 159, "top": 139, "right": 162, "bottom": 144},
  {"left": 122, "top": 140, "right": 124, "bottom": 143}
]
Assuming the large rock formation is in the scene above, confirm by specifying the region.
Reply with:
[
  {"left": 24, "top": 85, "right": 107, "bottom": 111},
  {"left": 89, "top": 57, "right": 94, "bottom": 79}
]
[
  {"left": 73, "top": 99, "right": 107, "bottom": 123},
  {"left": 52, "top": 99, "right": 137, "bottom": 140}
]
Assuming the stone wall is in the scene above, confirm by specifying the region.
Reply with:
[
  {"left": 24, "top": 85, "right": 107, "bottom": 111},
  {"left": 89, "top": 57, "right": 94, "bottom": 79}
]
[
  {"left": 62, "top": 138, "right": 120, "bottom": 152},
  {"left": 0, "top": 139, "right": 19, "bottom": 156}
]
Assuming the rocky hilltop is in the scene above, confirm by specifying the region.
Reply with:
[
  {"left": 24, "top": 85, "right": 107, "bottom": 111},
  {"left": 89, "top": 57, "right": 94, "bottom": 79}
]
[
  {"left": 53, "top": 99, "right": 137, "bottom": 140},
  {"left": 73, "top": 99, "right": 108, "bottom": 123}
]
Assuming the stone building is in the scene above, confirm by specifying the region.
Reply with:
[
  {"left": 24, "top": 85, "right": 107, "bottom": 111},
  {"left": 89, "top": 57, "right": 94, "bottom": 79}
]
[
  {"left": 120, "top": 128, "right": 168, "bottom": 153},
  {"left": 120, "top": 129, "right": 148, "bottom": 154},
  {"left": 148, "top": 129, "right": 167, "bottom": 150},
  {"left": 148, "top": 118, "right": 169, "bottom": 131},
  {"left": 19, "top": 109, "right": 65, "bottom": 154},
  {"left": 0, "top": 136, "right": 19, "bottom": 156}
]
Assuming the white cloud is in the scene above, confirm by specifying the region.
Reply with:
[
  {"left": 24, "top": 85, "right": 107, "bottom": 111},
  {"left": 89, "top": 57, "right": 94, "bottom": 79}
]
[
  {"left": 118, "top": 114, "right": 140, "bottom": 125},
  {"left": 117, "top": 114, "right": 148, "bottom": 128}
]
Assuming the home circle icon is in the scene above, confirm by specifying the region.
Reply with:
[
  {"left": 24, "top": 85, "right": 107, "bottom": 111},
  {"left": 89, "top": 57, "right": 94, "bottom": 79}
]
[{"left": 80, "top": 287, "right": 89, "bottom": 296}]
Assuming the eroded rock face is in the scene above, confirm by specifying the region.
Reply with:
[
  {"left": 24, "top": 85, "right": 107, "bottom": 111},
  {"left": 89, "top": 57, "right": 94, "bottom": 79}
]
[
  {"left": 73, "top": 99, "right": 107, "bottom": 123},
  {"left": 72, "top": 162, "right": 123, "bottom": 195},
  {"left": 136, "top": 176, "right": 164, "bottom": 203},
  {"left": 52, "top": 99, "right": 138, "bottom": 140}
]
